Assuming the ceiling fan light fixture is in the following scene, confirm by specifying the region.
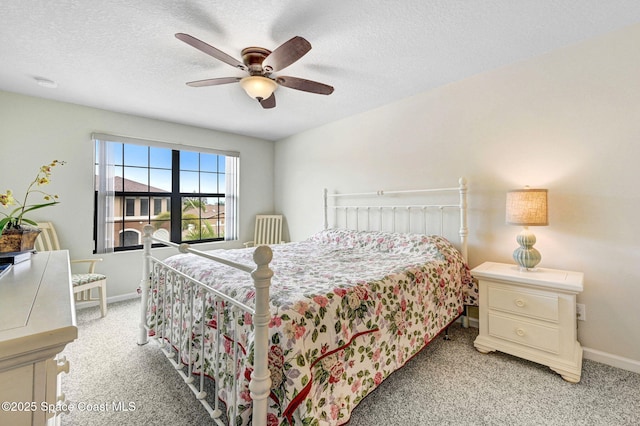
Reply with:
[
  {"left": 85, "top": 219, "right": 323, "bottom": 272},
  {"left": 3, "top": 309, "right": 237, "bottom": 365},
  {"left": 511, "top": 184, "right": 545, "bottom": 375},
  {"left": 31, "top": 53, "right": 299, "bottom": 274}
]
[
  {"left": 239, "top": 76, "right": 277, "bottom": 100},
  {"left": 176, "top": 34, "right": 332, "bottom": 109}
]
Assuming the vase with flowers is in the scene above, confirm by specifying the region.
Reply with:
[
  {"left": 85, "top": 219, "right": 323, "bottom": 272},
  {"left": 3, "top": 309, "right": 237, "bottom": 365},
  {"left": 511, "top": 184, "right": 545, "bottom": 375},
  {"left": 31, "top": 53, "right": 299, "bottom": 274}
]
[{"left": 0, "top": 160, "right": 66, "bottom": 253}]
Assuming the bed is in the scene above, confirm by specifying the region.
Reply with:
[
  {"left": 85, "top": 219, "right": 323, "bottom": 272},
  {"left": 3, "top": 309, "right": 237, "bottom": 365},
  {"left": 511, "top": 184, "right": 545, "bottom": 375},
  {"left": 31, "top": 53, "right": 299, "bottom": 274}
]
[{"left": 138, "top": 178, "right": 477, "bottom": 426}]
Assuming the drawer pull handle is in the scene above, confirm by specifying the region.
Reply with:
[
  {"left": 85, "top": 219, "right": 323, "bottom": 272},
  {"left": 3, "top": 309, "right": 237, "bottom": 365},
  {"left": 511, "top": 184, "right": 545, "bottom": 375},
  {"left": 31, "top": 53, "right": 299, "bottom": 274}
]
[
  {"left": 57, "top": 357, "right": 70, "bottom": 375},
  {"left": 515, "top": 328, "right": 526, "bottom": 337},
  {"left": 57, "top": 393, "right": 71, "bottom": 414},
  {"left": 515, "top": 299, "right": 526, "bottom": 308}
]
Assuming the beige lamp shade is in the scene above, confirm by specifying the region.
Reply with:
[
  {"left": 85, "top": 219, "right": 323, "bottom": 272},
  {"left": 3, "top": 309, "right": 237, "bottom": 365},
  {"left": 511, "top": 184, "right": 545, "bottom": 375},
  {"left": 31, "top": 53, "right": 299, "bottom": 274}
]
[
  {"left": 505, "top": 188, "right": 548, "bottom": 226},
  {"left": 239, "top": 76, "right": 277, "bottom": 100}
]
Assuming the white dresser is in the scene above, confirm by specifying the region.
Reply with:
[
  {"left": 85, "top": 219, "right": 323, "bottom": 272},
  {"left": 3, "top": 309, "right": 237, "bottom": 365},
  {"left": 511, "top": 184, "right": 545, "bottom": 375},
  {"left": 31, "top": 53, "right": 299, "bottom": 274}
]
[
  {"left": 472, "top": 261, "right": 584, "bottom": 383},
  {"left": 0, "top": 250, "right": 77, "bottom": 425}
]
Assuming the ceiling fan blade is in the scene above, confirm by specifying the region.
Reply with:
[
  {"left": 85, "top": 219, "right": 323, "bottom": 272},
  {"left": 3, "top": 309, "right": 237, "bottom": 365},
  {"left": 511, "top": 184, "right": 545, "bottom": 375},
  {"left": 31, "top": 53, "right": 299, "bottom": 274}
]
[
  {"left": 262, "top": 36, "right": 311, "bottom": 72},
  {"left": 276, "top": 76, "right": 334, "bottom": 95},
  {"left": 259, "top": 93, "right": 276, "bottom": 109},
  {"left": 175, "top": 33, "right": 246, "bottom": 71},
  {"left": 186, "top": 77, "right": 241, "bottom": 87}
]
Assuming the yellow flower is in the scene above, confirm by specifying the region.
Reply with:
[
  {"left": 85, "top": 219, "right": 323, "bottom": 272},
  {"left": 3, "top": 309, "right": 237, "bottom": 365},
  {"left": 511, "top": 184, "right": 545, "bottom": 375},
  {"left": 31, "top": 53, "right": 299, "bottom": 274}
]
[{"left": 0, "top": 190, "right": 16, "bottom": 207}]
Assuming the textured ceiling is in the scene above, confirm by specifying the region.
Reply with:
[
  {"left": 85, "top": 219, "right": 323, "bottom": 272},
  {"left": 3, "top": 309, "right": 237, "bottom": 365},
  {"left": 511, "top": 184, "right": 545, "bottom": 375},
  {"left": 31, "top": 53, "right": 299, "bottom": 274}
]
[{"left": 1, "top": 1, "right": 640, "bottom": 141}]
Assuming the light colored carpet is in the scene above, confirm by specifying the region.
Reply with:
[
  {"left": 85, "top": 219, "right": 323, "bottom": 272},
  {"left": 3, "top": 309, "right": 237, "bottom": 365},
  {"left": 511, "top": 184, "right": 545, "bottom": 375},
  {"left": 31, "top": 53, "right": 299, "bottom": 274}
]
[{"left": 61, "top": 298, "right": 640, "bottom": 425}]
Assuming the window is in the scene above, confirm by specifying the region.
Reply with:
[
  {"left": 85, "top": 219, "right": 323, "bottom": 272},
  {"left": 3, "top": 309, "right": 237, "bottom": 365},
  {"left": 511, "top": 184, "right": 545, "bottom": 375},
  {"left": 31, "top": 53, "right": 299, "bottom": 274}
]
[
  {"left": 153, "top": 198, "right": 163, "bottom": 215},
  {"left": 125, "top": 198, "right": 135, "bottom": 216},
  {"left": 93, "top": 134, "right": 239, "bottom": 253},
  {"left": 121, "top": 229, "right": 140, "bottom": 246},
  {"left": 140, "top": 198, "right": 149, "bottom": 216}
]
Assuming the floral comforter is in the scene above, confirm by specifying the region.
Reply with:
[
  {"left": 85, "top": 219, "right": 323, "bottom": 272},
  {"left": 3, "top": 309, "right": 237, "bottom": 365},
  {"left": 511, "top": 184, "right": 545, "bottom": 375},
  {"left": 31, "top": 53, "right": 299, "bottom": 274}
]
[{"left": 146, "top": 229, "right": 477, "bottom": 425}]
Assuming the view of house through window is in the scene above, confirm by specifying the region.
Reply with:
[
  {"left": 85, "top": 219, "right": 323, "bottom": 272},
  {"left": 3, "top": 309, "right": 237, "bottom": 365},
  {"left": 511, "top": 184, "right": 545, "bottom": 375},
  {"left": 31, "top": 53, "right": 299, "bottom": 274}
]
[{"left": 94, "top": 137, "right": 237, "bottom": 252}]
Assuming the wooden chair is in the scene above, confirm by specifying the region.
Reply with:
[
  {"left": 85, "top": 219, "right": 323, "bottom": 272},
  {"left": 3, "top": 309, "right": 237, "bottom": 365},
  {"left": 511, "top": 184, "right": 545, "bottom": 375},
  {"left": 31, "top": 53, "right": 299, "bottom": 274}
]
[
  {"left": 35, "top": 222, "right": 107, "bottom": 317},
  {"left": 244, "top": 214, "right": 284, "bottom": 247}
]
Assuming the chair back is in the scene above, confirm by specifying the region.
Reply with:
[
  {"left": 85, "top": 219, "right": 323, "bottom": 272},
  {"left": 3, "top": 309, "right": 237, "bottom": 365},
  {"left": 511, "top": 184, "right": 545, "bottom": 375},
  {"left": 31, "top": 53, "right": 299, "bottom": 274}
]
[
  {"left": 253, "top": 215, "right": 283, "bottom": 245},
  {"left": 35, "top": 222, "right": 62, "bottom": 252}
]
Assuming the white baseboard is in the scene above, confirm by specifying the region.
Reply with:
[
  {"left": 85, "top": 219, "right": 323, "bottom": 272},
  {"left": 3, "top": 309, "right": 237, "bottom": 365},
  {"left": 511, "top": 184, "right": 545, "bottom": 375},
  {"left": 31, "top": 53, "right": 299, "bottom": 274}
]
[
  {"left": 107, "top": 292, "right": 140, "bottom": 304},
  {"left": 455, "top": 315, "right": 479, "bottom": 328},
  {"left": 75, "top": 292, "right": 139, "bottom": 311},
  {"left": 583, "top": 346, "right": 640, "bottom": 374}
]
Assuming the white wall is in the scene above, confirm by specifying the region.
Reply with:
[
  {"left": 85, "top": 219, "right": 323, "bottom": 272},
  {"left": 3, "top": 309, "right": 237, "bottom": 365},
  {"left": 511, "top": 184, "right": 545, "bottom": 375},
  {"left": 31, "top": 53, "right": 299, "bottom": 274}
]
[
  {"left": 0, "top": 91, "right": 274, "bottom": 299},
  {"left": 274, "top": 24, "right": 640, "bottom": 365}
]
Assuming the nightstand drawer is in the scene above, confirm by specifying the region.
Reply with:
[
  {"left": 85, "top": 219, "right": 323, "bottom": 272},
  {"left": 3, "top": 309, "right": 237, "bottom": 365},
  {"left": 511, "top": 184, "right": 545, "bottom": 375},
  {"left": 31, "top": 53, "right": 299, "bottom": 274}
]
[
  {"left": 488, "top": 286, "right": 558, "bottom": 322},
  {"left": 488, "top": 313, "right": 560, "bottom": 354}
]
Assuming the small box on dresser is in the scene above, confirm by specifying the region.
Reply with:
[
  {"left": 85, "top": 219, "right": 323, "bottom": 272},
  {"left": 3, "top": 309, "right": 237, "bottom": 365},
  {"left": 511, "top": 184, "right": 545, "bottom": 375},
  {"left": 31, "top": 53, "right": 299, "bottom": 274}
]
[{"left": 472, "top": 261, "right": 584, "bottom": 383}]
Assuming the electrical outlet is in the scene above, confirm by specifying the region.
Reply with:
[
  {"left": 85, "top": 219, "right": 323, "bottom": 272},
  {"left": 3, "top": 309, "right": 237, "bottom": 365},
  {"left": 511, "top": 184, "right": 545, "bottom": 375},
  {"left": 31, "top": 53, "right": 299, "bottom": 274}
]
[{"left": 576, "top": 303, "right": 586, "bottom": 321}]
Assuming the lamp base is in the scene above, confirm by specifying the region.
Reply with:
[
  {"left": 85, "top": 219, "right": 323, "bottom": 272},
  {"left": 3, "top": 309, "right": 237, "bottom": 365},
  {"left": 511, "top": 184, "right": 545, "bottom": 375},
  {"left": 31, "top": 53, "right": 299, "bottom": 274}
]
[{"left": 513, "top": 227, "right": 541, "bottom": 270}]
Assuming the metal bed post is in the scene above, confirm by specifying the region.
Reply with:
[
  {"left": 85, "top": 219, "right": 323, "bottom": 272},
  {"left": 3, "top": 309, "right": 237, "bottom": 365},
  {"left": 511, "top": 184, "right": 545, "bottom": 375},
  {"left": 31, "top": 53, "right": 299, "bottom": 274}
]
[
  {"left": 138, "top": 224, "right": 153, "bottom": 345},
  {"left": 249, "top": 245, "right": 274, "bottom": 426},
  {"left": 323, "top": 188, "right": 329, "bottom": 230},
  {"left": 458, "top": 177, "right": 469, "bottom": 263},
  {"left": 458, "top": 177, "right": 470, "bottom": 328}
]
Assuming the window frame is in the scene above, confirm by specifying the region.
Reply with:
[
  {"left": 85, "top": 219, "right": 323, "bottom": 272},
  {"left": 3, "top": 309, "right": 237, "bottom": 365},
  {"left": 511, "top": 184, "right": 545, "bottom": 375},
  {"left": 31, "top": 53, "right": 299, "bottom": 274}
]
[{"left": 93, "top": 133, "right": 239, "bottom": 253}]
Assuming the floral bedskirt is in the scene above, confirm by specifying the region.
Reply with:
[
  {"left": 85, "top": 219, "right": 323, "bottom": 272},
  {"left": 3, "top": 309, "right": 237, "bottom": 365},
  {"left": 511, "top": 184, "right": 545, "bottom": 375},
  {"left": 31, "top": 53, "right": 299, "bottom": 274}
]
[{"left": 145, "top": 229, "right": 477, "bottom": 425}]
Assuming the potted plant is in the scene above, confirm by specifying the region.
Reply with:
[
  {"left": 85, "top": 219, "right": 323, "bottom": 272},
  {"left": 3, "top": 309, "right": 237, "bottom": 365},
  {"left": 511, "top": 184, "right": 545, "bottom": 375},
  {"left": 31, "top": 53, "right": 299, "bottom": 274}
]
[{"left": 0, "top": 160, "right": 65, "bottom": 253}]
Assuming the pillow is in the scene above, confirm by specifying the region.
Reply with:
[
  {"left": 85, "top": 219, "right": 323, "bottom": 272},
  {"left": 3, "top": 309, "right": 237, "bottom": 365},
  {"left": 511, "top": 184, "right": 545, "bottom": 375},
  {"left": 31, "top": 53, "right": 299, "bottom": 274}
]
[
  {"left": 308, "top": 229, "right": 447, "bottom": 260},
  {"left": 307, "top": 228, "right": 359, "bottom": 247}
]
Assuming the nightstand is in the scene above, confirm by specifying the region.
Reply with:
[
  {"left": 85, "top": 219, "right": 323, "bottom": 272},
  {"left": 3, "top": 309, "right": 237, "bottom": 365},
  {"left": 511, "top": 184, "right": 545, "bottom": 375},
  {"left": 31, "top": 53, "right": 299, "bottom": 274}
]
[{"left": 472, "top": 261, "right": 584, "bottom": 383}]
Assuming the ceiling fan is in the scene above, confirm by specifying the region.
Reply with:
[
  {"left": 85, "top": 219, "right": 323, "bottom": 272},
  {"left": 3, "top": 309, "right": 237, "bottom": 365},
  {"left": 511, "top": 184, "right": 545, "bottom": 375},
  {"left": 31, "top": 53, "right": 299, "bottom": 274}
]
[{"left": 175, "top": 33, "right": 334, "bottom": 109}]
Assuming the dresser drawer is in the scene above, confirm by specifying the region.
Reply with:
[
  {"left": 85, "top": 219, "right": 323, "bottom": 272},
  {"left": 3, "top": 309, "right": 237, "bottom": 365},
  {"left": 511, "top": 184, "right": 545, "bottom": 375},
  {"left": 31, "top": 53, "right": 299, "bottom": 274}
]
[
  {"left": 488, "top": 313, "right": 560, "bottom": 354},
  {"left": 488, "top": 285, "right": 559, "bottom": 322}
]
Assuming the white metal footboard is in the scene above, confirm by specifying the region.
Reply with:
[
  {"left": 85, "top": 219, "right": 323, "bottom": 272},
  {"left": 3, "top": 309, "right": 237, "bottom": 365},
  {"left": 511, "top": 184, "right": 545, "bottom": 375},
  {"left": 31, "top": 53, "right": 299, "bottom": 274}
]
[{"left": 138, "top": 225, "right": 272, "bottom": 426}]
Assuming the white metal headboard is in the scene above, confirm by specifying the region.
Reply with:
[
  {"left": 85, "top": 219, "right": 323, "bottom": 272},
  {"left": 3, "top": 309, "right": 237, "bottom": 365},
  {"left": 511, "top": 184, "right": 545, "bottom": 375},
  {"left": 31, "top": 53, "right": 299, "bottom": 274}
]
[{"left": 323, "top": 177, "right": 468, "bottom": 261}]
